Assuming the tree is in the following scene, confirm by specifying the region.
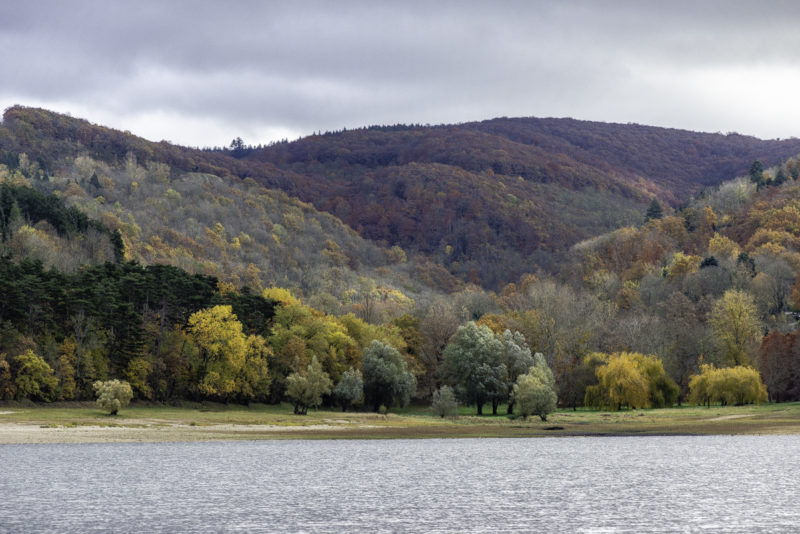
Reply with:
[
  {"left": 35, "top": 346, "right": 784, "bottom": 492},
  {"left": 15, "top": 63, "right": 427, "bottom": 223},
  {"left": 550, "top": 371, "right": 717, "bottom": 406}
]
[
  {"left": 708, "top": 233, "right": 740, "bottom": 261},
  {"left": 93, "top": 379, "right": 133, "bottom": 415},
  {"left": 14, "top": 350, "right": 57, "bottom": 401},
  {"left": 645, "top": 198, "right": 663, "bottom": 221},
  {"left": 710, "top": 290, "right": 761, "bottom": 366},
  {"left": 419, "top": 299, "right": 459, "bottom": 397},
  {"left": 659, "top": 291, "right": 709, "bottom": 403},
  {"left": 758, "top": 331, "right": 793, "bottom": 402},
  {"left": 431, "top": 385, "right": 458, "bottom": 418},
  {"left": 124, "top": 357, "right": 152, "bottom": 400},
  {"left": 688, "top": 364, "right": 713, "bottom": 407},
  {"left": 285, "top": 355, "right": 332, "bottom": 415},
  {"left": 187, "top": 305, "right": 248, "bottom": 400},
  {"left": 749, "top": 160, "right": 765, "bottom": 187},
  {"left": 56, "top": 337, "right": 77, "bottom": 401},
  {"left": 585, "top": 352, "right": 678, "bottom": 410},
  {"left": 237, "top": 335, "right": 272, "bottom": 403},
  {"left": 0, "top": 354, "right": 15, "bottom": 400},
  {"left": 585, "top": 353, "right": 648, "bottom": 410},
  {"left": 774, "top": 166, "right": 788, "bottom": 186},
  {"left": 513, "top": 354, "right": 558, "bottom": 421},
  {"left": 500, "top": 330, "right": 535, "bottom": 415},
  {"left": 362, "top": 340, "right": 416, "bottom": 412},
  {"left": 634, "top": 352, "right": 680, "bottom": 408},
  {"left": 688, "top": 364, "right": 767, "bottom": 406},
  {"left": 333, "top": 367, "right": 363, "bottom": 412},
  {"left": 443, "top": 322, "right": 507, "bottom": 415}
]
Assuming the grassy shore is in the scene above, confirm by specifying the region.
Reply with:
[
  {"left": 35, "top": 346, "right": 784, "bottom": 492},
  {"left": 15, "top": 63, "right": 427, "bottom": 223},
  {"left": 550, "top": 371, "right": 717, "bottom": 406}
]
[{"left": 1, "top": 401, "right": 799, "bottom": 443}]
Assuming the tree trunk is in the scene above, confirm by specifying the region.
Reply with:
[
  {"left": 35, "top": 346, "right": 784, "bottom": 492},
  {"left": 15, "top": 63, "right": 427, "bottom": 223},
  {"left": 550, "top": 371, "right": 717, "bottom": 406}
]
[
  {"left": 491, "top": 399, "right": 499, "bottom": 415},
  {"left": 477, "top": 403, "right": 483, "bottom": 415},
  {"left": 507, "top": 401, "right": 514, "bottom": 415}
]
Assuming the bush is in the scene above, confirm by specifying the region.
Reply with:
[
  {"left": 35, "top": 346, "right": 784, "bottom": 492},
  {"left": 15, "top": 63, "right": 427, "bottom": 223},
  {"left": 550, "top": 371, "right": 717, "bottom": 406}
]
[
  {"left": 93, "top": 379, "right": 133, "bottom": 415},
  {"left": 431, "top": 386, "right": 458, "bottom": 418}
]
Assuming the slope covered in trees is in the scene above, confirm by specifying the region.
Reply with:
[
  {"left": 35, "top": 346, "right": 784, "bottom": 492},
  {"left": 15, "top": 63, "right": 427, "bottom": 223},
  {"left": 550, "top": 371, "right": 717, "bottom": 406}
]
[
  {"left": 6, "top": 106, "right": 800, "bottom": 289},
  {"left": 4, "top": 106, "right": 800, "bottom": 413},
  {"left": 0, "top": 107, "right": 448, "bottom": 315},
  {"left": 241, "top": 117, "right": 800, "bottom": 287}
]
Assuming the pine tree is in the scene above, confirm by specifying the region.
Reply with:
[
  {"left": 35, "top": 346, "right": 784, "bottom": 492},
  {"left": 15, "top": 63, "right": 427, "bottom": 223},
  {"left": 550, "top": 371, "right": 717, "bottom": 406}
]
[{"left": 645, "top": 198, "right": 663, "bottom": 221}]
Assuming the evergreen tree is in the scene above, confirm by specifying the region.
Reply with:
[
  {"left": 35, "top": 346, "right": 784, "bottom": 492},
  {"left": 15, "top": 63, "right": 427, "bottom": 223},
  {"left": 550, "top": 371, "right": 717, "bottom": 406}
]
[
  {"left": 749, "top": 160, "right": 765, "bottom": 187},
  {"left": 645, "top": 198, "right": 663, "bottom": 221}
]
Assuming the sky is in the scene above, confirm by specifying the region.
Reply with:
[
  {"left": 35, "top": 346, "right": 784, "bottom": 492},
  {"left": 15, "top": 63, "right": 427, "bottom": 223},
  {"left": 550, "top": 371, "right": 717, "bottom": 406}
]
[{"left": 3, "top": 0, "right": 800, "bottom": 148}]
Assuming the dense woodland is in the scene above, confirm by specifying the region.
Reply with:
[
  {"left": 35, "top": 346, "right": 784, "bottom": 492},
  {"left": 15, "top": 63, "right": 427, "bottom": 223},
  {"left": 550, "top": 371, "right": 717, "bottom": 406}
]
[{"left": 2, "top": 106, "right": 800, "bottom": 413}]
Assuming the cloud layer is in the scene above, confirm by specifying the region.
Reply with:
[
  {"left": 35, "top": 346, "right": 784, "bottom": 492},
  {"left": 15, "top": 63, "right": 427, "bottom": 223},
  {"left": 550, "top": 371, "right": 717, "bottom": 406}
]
[{"left": 3, "top": 0, "right": 800, "bottom": 146}]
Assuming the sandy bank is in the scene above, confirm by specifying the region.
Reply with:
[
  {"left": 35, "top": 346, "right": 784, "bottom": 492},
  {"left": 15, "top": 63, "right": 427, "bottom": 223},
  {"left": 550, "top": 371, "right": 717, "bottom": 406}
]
[{"left": 0, "top": 421, "right": 376, "bottom": 444}]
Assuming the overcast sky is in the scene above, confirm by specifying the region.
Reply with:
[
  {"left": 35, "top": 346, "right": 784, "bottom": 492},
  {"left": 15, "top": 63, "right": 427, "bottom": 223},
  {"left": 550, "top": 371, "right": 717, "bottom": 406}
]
[{"left": 3, "top": 0, "right": 800, "bottom": 147}]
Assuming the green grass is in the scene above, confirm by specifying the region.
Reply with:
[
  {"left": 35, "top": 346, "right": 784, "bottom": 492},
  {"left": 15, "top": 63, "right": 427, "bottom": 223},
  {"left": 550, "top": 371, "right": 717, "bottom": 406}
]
[{"left": 2, "top": 401, "right": 800, "bottom": 440}]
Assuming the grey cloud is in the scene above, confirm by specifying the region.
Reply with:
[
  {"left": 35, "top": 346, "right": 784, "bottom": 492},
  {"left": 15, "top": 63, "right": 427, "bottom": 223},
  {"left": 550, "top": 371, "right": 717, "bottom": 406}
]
[{"left": 4, "top": 0, "right": 800, "bottom": 145}]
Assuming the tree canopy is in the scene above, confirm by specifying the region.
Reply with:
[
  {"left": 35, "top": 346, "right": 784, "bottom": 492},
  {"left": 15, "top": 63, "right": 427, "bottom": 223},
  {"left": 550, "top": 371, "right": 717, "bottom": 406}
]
[
  {"left": 362, "top": 340, "right": 416, "bottom": 412},
  {"left": 443, "top": 322, "right": 506, "bottom": 415}
]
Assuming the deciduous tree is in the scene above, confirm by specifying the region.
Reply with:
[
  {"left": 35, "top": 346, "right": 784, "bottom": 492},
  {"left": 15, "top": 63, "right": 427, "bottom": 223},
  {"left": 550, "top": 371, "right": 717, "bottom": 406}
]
[
  {"left": 513, "top": 353, "right": 558, "bottom": 421},
  {"left": 333, "top": 367, "right": 363, "bottom": 412},
  {"left": 188, "top": 305, "right": 248, "bottom": 400},
  {"left": 710, "top": 290, "right": 761, "bottom": 366},
  {"left": 362, "top": 340, "right": 416, "bottom": 412},
  {"left": 443, "top": 322, "right": 506, "bottom": 415},
  {"left": 688, "top": 364, "right": 767, "bottom": 406},
  {"left": 14, "top": 350, "right": 57, "bottom": 401},
  {"left": 285, "top": 355, "right": 332, "bottom": 415},
  {"left": 93, "top": 379, "right": 133, "bottom": 415}
]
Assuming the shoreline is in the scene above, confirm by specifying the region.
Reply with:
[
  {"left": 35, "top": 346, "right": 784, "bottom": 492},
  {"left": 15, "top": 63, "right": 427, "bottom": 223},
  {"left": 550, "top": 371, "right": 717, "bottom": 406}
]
[{"left": 2, "top": 402, "right": 799, "bottom": 444}]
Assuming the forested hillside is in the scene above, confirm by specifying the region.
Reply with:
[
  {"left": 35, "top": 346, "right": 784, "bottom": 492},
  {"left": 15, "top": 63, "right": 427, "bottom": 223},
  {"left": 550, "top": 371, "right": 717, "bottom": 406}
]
[
  {"left": 7, "top": 106, "right": 800, "bottom": 289},
  {"left": 242, "top": 117, "right": 800, "bottom": 287},
  {"left": 3, "top": 106, "right": 800, "bottom": 414},
  {"left": 0, "top": 107, "right": 454, "bottom": 315}
]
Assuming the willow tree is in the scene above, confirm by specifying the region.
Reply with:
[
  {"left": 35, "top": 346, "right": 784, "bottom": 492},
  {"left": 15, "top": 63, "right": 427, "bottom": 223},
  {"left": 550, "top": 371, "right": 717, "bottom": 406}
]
[
  {"left": 443, "top": 322, "right": 506, "bottom": 415},
  {"left": 513, "top": 353, "right": 557, "bottom": 421},
  {"left": 286, "top": 356, "right": 332, "bottom": 415},
  {"left": 362, "top": 340, "right": 416, "bottom": 412}
]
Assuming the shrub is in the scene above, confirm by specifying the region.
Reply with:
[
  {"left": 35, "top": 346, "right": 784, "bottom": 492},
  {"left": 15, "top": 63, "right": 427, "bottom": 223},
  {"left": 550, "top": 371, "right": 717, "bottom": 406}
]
[
  {"left": 431, "top": 386, "right": 458, "bottom": 418},
  {"left": 93, "top": 379, "right": 133, "bottom": 415}
]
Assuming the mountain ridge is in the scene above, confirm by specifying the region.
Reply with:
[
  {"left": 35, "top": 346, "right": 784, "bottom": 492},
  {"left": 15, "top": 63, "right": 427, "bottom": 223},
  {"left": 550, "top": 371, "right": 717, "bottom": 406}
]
[{"left": 5, "top": 105, "right": 800, "bottom": 288}]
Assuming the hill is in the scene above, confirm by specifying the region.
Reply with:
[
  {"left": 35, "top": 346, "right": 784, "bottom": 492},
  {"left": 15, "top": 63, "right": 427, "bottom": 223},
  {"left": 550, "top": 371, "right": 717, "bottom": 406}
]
[
  {"left": 5, "top": 106, "right": 800, "bottom": 291},
  {"left": 242, "top": 117, "right": 800, "bottom": 287},
  {"left": 0, "top": 107, "right": 456, "bottom": 314},
  {"left": 6, "top": 106, "right": 800, "bottom": 409}
]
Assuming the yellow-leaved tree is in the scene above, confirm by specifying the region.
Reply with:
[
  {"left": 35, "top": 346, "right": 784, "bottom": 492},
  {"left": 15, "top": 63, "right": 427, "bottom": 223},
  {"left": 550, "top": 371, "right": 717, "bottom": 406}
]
[
  {"left": 710, "top": 289, "right": 761, "bottom": 366},
  {"left": 585, "top": 352, "right": 679, "bottom": 410},
  {"left": 188, "top": 305, "right": 269, "bottom": 402},
  {"left": 688, "top": 364, "right": 767, "bottom": 406}
]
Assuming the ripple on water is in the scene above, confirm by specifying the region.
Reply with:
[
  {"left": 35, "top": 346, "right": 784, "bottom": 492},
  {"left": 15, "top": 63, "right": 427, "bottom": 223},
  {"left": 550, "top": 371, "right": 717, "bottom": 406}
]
[{"left": 0, "top": 435, "right": 798, "bottom": 533}]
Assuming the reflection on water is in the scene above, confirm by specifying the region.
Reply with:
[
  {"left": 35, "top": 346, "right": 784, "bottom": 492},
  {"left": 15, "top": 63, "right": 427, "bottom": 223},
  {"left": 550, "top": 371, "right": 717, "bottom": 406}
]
[{"left": 0, "top": 435, "right": 798, "bottom": 533}]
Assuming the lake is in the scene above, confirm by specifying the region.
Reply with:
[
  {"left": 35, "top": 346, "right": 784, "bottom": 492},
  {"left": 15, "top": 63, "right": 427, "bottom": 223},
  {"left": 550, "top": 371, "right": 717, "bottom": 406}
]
[{"left": 0, "top": 435, "right": 798, "bottom": 532}]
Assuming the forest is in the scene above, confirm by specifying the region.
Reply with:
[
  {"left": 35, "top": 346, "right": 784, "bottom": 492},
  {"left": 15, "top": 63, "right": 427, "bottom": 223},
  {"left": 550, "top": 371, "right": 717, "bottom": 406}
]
[{"left": 2, "top": 106, "right": 800, "bottom": 415}]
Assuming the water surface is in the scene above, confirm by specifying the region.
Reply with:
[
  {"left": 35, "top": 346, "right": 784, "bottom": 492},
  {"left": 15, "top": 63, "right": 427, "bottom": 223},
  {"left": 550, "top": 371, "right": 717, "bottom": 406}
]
[{"left": 1, "top": 436, "right": 798, "bottom": 532}]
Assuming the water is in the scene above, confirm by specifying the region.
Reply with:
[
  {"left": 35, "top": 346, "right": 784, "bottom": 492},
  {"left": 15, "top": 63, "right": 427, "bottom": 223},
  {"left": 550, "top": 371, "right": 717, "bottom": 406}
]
[{"left": 0, "top": 436, "right": 798, "bottom": 533}]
